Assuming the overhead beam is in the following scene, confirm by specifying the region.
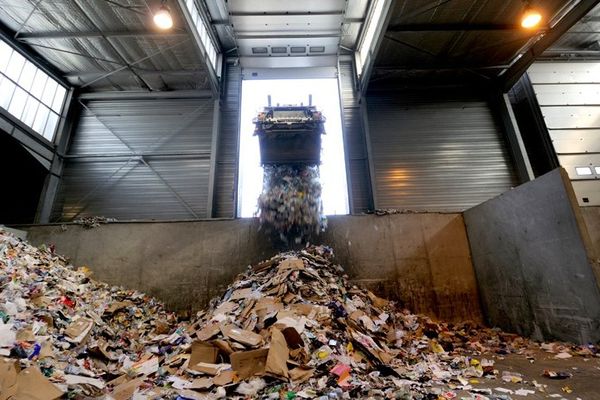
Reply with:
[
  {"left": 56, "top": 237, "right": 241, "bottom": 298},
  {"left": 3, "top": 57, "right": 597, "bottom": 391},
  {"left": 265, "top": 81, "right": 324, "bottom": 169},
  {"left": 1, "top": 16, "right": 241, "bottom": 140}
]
[
  {"left": 236, "top": 33, "right": 341, "bottom": 39},
  {"left": 212, "top": 17, "right": 364, "bottom": 25},
  {"left": 65, "top": 69, "right": 206, "bottom": 80},
  {"left": 17, "top": 30, "right": 189, "bottom": 40},
  {"left": 228, "top": 11, "right": 344, "bottom": 17},
  {"left": 500, "top": 0, "right": 600, "bottom": 91},
  {"left": 78, "top": 89, "right": 213, "bottom": 101},
  {"left": 387, "top": 23, "right": 542, "bottom": 32}
]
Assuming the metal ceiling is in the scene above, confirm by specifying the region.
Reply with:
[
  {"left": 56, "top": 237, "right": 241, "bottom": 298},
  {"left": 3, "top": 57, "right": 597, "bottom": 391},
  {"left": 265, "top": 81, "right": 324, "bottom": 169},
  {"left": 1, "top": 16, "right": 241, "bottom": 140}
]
[
  {"left": 542, "top": 2, "right": 600, "bottom": 59},
  {"left": 0, "top": 0, "right": 210, "bottom": 91},
  {"left": 0, "top": 0, "right": 597, "bottom": 92},
  {"left": 371, "top": 0, "right": 600, "bottom": 86},
  {"left": 205, "top": 0, "right": 368, "bottom": 71}
]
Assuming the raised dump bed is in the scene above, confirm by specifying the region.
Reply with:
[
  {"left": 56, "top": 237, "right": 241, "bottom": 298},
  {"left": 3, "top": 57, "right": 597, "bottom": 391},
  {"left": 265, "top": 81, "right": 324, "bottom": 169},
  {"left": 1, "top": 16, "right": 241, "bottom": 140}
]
[{"left": 253, "top": 104, "right": 325, "bottom": 165}]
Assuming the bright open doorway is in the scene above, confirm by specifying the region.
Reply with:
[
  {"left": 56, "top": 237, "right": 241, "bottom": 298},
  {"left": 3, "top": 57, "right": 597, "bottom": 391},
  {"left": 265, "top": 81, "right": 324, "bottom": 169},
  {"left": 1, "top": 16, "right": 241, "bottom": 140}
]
[{"left": 237, "top": 78, "right": 349, "bottom": 218}]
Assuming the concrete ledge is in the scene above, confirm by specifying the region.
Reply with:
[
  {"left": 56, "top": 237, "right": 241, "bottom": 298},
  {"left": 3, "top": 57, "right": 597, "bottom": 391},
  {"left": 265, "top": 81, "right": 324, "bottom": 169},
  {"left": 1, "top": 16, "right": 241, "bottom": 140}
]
[{"left": 20, "top": 213, "right": 482, "bottom": 322}]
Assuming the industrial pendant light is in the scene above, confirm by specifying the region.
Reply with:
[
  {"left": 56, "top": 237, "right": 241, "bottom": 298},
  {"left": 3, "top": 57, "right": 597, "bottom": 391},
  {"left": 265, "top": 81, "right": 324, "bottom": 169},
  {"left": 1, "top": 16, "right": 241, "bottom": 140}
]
[
  {"left": 521, "top": 2, "right": 542, "bottom": 29},
  {"left": 154, "top": 0, "right": 173, "bottom": 30}
]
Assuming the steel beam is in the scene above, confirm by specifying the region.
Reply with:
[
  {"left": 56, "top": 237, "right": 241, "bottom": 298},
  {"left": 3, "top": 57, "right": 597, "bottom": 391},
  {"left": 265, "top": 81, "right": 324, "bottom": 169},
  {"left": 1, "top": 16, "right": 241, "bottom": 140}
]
[
  {"left": 71, "top": 0, "right": 155, "bottom": 91},
  {"left": 79, "top": 38, "right": 191, "bottom": 88},
  {"left": 493, "top": 91, "right": 534, "bottom": 183},
  {"left": 65, "top": 69, "right": 206, "bottom": 81},
  {"left": 206, "top": 99, "right": 220, "bottom": 218},
  {"left": 17, "top": 30, "right": 189, "bottom": 40},
  {"left": 359, "top": 0, "right": 393, "bottom": 95},
  {"left": 78, "top": 89, "right": 213, "bottom": 100},
  {"left": 228, "top": 11, "right": 345, "bottom": 17},
  {"left": 500, "top": 0, "right": 600, "bottom": 91},
  {"left": 387, "top": 23, "right": 536, "bottom": 32}
]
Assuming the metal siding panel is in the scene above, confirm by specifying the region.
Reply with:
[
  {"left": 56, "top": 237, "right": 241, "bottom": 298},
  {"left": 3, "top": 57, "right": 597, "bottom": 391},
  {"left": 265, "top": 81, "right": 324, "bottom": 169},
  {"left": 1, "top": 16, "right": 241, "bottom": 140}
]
[
  {"left": 213, "top": 63, "right": 241, "bottom": 218},
  {"left": 367, "top": 90, "right": 518, "bottom": 211},
  {"left": 339, "top": 60, "right": 372, "bottom": 213},
  {"left": 530, "top": 61, "right": 600, "bottom": 207},
  {"left": 558, "top": 154, "right": 600, "bottom": 180},
  {"left": 534, "top": 84, "right": 600, "bottom": 106},
  {"left": 551, "top": 129, "right": 600, "bottom": 154},
  {"left": 528, "top": 62, "right": 600, "bottom": 85},
  {"left": 571, "top": 180, "right": 600, "bottom": 206},
  {"left": 53, "top": 97, "right": 214, "bottom": 221},
  {"left": 542, "top": 106, "right": 600, "bottom": 129}
]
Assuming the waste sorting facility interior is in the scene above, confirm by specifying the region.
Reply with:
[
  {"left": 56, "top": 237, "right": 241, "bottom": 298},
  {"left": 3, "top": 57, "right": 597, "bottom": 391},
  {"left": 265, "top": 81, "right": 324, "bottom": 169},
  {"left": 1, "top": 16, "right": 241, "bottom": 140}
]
[{"left": 2, "top": 0, "right": 600, "bottom": 345}]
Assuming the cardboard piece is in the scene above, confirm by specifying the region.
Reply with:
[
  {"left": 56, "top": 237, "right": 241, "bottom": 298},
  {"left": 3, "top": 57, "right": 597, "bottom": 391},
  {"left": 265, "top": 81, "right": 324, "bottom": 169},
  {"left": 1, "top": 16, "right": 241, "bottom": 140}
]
[
  {"left": 196, "top": 324, "right": 221, "bottom": 342},
  {"left": 110, "top": 377, "right": 144, "bottom": 400},
  {"left": 278, "top": 258, "right": 304, "bottom": 271},
  {"left": 212, "top": 339, "right": 234, "bottom": 355},
  {"left": 0, "top": 358, "right": 18, "bottom": 400},
  {"left": 189, "top": 362, "right": 230, "bottom": 376},
  {"left": 289, "top": 366, "right": 314, "bottom": 384},
  {"left": 16, "top": 367, "right": 63, "bottom": 400},
  {"left": 230, "top": 288, "right": 253, "bottom": 301},
  {"left": 189, "top": 377, "right": 213, "bottom": 390},
  {"left": 104, "top": 301, "right": 133, "bottom": 314},
  {"left": 230, "top": 348, "right": 269, "bottom": 379},
  {"left": 213, "top": 370, "right": 235, "bottom": 386},
  {"left": 221, "top": 325, "right": 263, "bottom": 347},
  {"left": 16, "top": 328, "right": 36, "bottom": 342},
  {"left": 189, "top": 341, "right": 219, "bottom": 372},
  {"left": 64, "top": 317, "right": 94, "bottom": 343},
  {"left": 281, "top": 326, "right": 304, "bottom": 349},
  {"left": 128, "top": 357, "right": 159, "bottom": 376},
  {"left": 265, "top": 328, "right": 289, "bottom": 379}
]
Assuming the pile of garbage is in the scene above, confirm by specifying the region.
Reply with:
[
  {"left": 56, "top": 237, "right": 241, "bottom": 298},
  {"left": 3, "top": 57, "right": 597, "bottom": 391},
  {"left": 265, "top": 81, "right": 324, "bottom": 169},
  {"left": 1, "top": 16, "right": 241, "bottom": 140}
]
[
  {"left": 257, "top": 165, "right": 326, "bottom": 244},
  {"left": 0, "top": 229, "right": 597, "bottom": 400}
]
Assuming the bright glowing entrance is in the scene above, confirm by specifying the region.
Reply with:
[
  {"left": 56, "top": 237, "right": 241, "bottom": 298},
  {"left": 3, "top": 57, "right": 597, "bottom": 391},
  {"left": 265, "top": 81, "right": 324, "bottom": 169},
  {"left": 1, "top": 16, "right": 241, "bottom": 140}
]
[{"left": 238, "top": 78, "right": 349, "bottom": 218}]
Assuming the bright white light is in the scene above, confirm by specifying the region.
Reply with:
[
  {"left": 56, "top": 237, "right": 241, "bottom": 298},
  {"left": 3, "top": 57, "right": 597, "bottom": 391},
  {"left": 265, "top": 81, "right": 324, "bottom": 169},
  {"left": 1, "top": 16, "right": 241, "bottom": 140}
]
[
  {"left": 521, "top": 8, "right": 542, "bottom": 29},
  {"left": 238, "top": 79, "right": 349, "bottom": 218},
  {"left": 357, "top": 0, "right": 387, "bottom": 76},
  {"left": 154, "top": 6, "right": 173, "bottom": 30}
]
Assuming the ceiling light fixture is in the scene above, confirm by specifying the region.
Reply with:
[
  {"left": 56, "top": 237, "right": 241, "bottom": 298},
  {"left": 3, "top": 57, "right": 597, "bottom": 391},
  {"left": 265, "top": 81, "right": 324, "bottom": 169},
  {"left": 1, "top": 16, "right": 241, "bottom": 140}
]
[
  {"left": 154, "top": 1, "right": 173, "bottom": 30},
  {"left": 521, "top": 4, "right": 542, "bottom": 29}
]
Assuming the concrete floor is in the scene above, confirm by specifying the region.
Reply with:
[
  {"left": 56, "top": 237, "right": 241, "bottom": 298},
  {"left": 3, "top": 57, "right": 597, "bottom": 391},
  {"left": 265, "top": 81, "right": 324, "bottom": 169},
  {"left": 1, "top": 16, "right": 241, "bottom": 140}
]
[{"left": 442, "top": 349, "right": 600, "bottom": 399}]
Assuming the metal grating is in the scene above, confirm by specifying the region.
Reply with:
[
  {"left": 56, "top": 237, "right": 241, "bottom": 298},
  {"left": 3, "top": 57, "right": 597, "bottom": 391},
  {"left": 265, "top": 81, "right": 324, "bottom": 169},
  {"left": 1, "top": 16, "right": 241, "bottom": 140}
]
[
  {"left": 52, "top": 97, "right": 214, "bottom": 221},
  {"left": 366, "top": 88, "right": 519, "bottom": 211}
]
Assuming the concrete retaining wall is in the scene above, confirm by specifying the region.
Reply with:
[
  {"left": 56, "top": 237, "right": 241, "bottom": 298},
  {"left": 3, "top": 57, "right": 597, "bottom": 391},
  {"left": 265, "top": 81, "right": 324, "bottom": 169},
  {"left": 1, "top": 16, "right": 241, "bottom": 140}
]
[
  {"left": 464, "top": 168, "right": 600, "bottom": 344},
  {"left": 20, "top": 213, "right": 482, "bottom": 322}
]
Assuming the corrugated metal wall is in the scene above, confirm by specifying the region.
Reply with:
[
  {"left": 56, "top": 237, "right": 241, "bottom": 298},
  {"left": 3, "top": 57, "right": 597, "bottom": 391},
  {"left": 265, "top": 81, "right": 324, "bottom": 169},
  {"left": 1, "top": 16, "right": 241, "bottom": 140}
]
[
  {"left": 52, "top": 98, "right": 214, "bottom": 221},
  {"left": 528, "top": 61, "right": 600, "bottom": 206},
  {"left": 212, "top": 62, "right": 241, "bottom": 218},
  {"left": 366, "top": 89, "right": 518, "bottom": 211},
  {"left": 338, "top": 60, "right": 373, "bottom": 213}
]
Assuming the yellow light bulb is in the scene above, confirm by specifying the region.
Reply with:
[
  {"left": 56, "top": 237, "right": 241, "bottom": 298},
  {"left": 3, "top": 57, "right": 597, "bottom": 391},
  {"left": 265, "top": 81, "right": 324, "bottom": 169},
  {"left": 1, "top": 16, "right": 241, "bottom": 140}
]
[
  {"left": 521, "top": 8, "right": 542, "bottom": 29},
  {"left": 154, "top": 6, "right": 173, "bottom": 30}
]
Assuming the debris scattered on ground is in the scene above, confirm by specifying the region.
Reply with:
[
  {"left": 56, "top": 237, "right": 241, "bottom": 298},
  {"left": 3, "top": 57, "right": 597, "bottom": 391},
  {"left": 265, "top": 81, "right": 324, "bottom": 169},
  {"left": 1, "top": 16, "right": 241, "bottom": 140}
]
[
  {"left": 1, "top": 229, "right": 598, "bottom": 399},
  {"left": 72, "top": 216, "right": 117, "bottom": 229},
  {"left": 257, "top": 165, "right": 326, "bottom": 244}
]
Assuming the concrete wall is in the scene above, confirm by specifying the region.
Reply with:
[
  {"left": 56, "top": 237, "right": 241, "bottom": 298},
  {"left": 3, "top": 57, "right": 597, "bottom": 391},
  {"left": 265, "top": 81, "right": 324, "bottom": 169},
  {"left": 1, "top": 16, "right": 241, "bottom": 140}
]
[
  {"left": 464, "top": 168, "right": 600, "bottom": 344},
  {"left": 581, "top": 206, "right": 600, "bottom": 261},
  {"left": 20, "top": 213, "right": 482, "bottom": 322}
]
